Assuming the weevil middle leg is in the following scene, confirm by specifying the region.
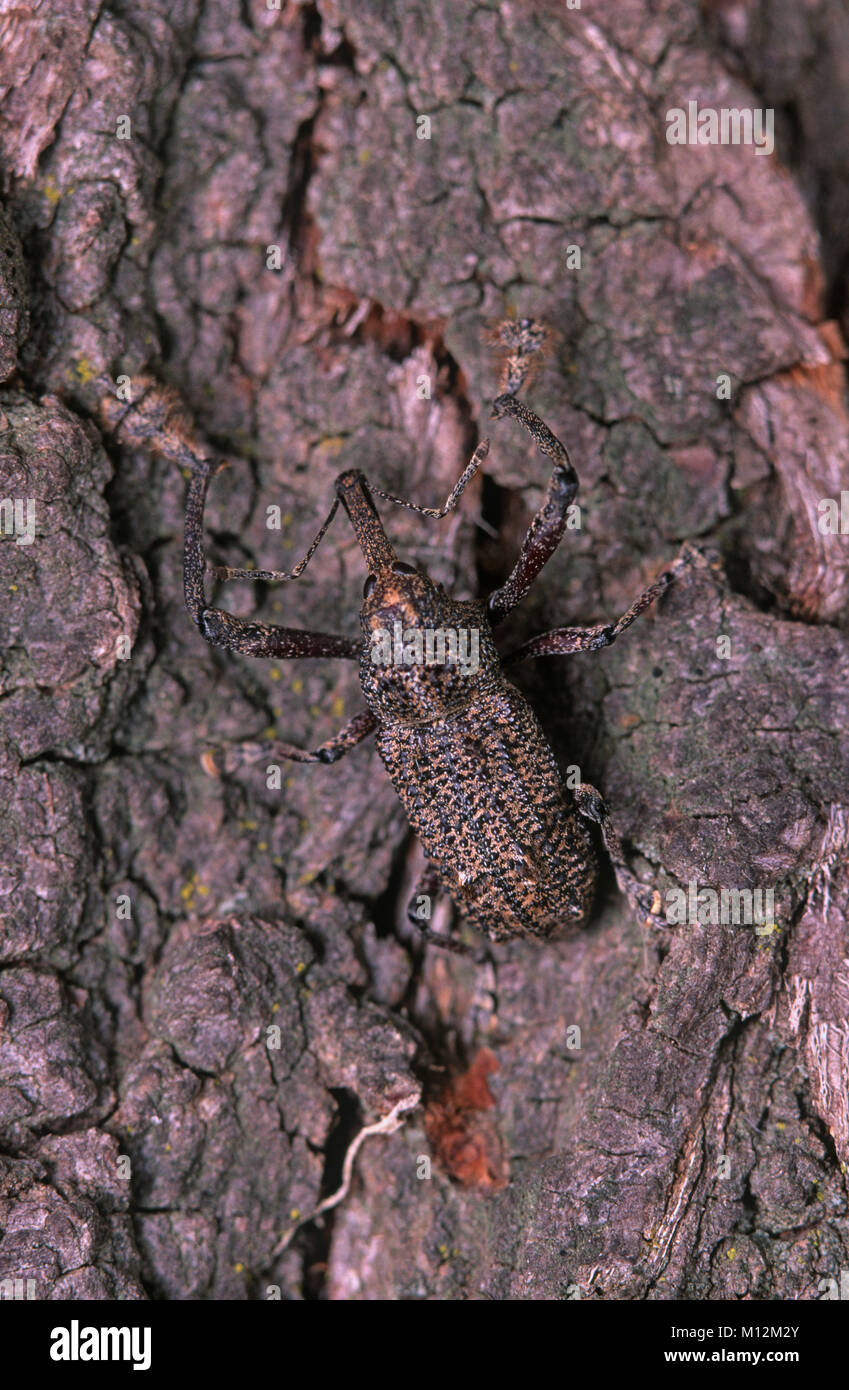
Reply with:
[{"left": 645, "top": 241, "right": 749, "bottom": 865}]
[{"left": 502, "top": 544, "right": 702, "bottom": 667}]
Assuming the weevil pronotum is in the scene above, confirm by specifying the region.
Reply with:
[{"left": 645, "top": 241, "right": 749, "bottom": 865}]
[{"left": 181, "top": 320, "right": 699, "bottom": 951}]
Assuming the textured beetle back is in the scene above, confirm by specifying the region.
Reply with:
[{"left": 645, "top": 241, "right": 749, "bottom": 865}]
[{"left": 376, "top": 679, "right": 597, "bottom": 941}]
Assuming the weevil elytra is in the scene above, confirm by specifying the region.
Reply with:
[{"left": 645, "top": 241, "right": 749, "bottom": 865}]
[{"left": 181, "top": 320, "right": 696, "bottom": 949}]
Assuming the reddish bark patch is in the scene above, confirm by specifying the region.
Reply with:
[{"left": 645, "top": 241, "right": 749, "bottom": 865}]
[{"left": 424, "top": 1048, "right": 508, "bottom": 1191}]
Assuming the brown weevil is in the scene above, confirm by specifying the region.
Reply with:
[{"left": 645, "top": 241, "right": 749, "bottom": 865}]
[{"left": 181, "top": 320, "right": 698, "bottom": 949}]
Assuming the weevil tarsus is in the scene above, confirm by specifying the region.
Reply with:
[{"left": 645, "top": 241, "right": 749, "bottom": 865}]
[{"left": 491, "top": 315, "right": 551, "bottom": 396}]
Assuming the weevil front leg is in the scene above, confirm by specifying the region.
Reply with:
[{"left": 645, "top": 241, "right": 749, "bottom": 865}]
[
  {"left": 486, "top": 394, "right": 580, "bottom": 627},
  {"left": 573, "top": 784, "right": 664, "bottom": 928},
  {"left": 485, "top": 318, "right": 698, "bottom": 629},
  {"left": 182, "top": 454, "right": 377, "bottom": 771},
  {"left": 104, "top": 380, "right": 363, "bottom": 661},
  {"left": 184, "top": 457, "right": 361, "bottom": 661}
]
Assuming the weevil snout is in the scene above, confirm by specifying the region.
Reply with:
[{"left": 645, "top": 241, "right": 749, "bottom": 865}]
[{"left": 335, "top": 467, "right": 398, "bottom": 573}]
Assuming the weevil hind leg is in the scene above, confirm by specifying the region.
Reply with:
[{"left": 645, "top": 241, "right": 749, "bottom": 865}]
[
  {"left": 406, "top": 861, "right": 443, "bottom": 927},
  {"left": 573, "top": 783, "right": 664, "bottom": 929},
  {"left": 202, "top": 707, "right": 378, "bottom": 774},
  {"left": 415, "top": 925, "right": 480, "bottom": 958},
  {"left": 406, "top": 863, "right": 483, "bottom": 958}
]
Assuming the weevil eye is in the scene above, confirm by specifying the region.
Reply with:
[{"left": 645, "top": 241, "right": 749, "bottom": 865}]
[
  {"left": 391, "top": 561, "right": 417, "bottom": 575},
  {"left": 363, "top": 573, "right": 377, "bottom": 598}
]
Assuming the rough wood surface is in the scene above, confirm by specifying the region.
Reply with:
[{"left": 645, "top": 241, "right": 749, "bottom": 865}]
[{"left": 0, "top": 0, "right": 847, "bottom": 1300}]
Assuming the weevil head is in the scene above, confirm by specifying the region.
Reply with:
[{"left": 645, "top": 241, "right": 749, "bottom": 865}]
[
  {"left": 358, "top": 560, "right": 496, "bottom": 722},
  {"left": 334, "top": 468, "right": 497, "bottom": 720}
]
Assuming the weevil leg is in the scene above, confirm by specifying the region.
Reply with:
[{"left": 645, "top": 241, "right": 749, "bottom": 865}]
[
  {"left": 406, "top": 861, "right": 443, "bottom": 927},
  {"left": 573, "top": 783, "right": 664, "bottom": 929},
  {"left": 502, "top": 545, "right": 703, "bottom": 667},
  {"left": 413, "top": 923, "right": 479, "bottom": 957},
  {"left": 415, "top": 924, "right": 480, "bottom": 958},
  {"left": 405, "top": 864, "right": 479, "bottom": 957},
  {"left": 486, "top": 395, "right": 580, "bottom": 626},
  {"left": 103, "top": 380, "right": 360, "bottom": 660},
  {"left": 194, "top": 607, "right": 362, "bottom": 660},
  {"left": 185, "top": 456, "right": 361, "bottom": 660},
  {"left": 202, "top": 707, "right": 378, "bottom": 774}
]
